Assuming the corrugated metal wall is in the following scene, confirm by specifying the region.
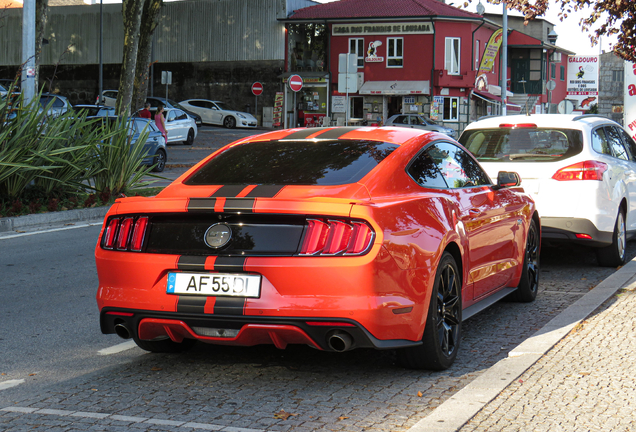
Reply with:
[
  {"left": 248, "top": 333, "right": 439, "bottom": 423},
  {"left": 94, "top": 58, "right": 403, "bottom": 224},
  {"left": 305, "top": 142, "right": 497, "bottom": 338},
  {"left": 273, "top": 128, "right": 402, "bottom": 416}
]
[{"left": 0, "top": 0, "right": 288, "bottom": 66}]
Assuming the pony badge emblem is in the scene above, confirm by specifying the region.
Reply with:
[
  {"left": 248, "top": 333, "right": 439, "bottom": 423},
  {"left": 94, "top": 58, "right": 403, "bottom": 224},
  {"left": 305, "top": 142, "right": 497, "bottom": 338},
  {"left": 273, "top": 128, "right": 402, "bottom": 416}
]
[{"left": 205, "top": 223, "right": 232, "bottom": 248}]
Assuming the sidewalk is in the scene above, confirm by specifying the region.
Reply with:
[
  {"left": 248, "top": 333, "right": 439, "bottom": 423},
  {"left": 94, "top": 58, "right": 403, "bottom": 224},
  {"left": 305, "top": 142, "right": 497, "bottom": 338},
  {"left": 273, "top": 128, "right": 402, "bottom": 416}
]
[{"left": 410, "top": 258, "right": 636, "bottom": 432}]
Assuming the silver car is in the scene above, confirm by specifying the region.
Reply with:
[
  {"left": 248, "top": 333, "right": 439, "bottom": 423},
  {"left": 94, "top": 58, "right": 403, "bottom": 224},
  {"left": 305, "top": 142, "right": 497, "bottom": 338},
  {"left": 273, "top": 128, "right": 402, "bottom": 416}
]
[{"left": 385, "top": 114, "right": 457, "bottom": 139}]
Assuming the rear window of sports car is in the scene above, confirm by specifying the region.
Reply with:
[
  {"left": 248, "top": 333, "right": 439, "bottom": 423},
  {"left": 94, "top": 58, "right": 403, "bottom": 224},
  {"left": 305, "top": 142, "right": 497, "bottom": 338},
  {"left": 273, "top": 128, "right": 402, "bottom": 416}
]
[
  {"left": 184, "top": 140, "right": 398, "bottom": 186},
  {"left": 460, "top": 128, "right": 583, "bottom": 162}
]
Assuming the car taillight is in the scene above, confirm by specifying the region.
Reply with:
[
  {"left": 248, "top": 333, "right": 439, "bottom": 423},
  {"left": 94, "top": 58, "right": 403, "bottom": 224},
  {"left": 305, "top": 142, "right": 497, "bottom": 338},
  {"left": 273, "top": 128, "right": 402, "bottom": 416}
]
[
  {"left": 299, "top": 219, "right": 375, "bottom": 256},
  {"left": 101, "top": 216, "right": 149, "bottom": 251},
  {"left": 552, "top": 161, "right": 607, "bottom": 181}
]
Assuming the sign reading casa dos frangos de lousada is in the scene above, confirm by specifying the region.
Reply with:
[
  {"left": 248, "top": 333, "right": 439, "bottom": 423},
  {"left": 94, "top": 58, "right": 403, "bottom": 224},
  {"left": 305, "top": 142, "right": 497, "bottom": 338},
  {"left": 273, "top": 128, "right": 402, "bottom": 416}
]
[{"left": 332, "top": 22, "right": 434, "bottom": 36}]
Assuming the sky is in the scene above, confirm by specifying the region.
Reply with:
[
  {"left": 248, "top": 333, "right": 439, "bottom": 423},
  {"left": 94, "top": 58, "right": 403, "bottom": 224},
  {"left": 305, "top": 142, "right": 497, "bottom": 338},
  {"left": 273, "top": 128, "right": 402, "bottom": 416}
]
[{"left": 314, "top": 0, "right": 618, "bottom": 56}]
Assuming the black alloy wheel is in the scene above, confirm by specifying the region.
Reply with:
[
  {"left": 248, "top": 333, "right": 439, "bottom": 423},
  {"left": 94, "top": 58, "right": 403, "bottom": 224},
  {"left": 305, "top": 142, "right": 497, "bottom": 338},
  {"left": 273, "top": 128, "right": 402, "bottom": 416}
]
[
  {"left": 151, "top": 148, "right": 166, "bottom": 173},
  {"left": 396, "top": 252, "right": 462, "bottom": 370},
  {"left": 509, "top": 218, "right": 540, "bottom": 302}
]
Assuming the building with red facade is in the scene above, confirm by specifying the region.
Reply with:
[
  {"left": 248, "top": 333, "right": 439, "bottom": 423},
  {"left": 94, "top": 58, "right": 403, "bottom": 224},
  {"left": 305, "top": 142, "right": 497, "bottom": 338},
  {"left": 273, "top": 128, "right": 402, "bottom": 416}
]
[{"left": 282, "top": 0, "right": 505, "bottom": 133}]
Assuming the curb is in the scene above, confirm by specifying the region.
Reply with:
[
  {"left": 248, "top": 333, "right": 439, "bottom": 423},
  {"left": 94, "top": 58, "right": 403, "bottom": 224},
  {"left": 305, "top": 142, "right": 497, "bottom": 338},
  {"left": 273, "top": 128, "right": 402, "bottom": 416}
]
[
  {"left": 0, "top": 206, "right": 110, "bottom": 234},
  {"left": 408, "top": 257, "right": 636, "bottom": 432}
]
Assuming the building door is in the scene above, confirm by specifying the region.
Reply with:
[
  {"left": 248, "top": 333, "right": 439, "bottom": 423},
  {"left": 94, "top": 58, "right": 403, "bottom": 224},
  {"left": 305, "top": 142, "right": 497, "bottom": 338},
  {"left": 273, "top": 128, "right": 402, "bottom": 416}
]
[{"left": 387, "top": 96, "right": 402, "bottom": 117}]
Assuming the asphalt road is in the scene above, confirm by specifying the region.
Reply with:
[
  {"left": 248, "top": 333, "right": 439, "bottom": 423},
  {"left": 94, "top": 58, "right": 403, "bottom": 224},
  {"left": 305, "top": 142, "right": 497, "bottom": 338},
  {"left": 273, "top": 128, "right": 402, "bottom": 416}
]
[
  {"left": 1, "top": 221, "right": 634, "bottom": 431},
  {"left": 1, "top": 125, "right": 634, "bottom": 431}
]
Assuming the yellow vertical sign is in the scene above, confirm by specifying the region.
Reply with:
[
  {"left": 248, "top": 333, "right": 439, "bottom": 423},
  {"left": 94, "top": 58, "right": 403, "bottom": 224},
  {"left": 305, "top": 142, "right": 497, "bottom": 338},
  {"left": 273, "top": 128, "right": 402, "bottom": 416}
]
[{"left": 478, "top": 29, "right": 503, "bottom": 75}]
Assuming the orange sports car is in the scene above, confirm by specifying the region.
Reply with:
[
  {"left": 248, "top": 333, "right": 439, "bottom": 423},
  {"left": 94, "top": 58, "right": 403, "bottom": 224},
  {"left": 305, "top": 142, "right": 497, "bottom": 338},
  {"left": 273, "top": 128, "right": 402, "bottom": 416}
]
[{"left": 95, "top": 126, "right": 540, "bottom": 370}]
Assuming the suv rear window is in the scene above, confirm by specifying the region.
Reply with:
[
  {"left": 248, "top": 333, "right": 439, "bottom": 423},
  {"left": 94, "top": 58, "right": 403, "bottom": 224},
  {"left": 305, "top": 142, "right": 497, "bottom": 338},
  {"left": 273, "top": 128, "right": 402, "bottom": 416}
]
[
  {"left": 460, "top": 128, "right": 583, "bottom": 162},
  {"left": 185, "top": 140, "right": 397, "bottom": 186}
]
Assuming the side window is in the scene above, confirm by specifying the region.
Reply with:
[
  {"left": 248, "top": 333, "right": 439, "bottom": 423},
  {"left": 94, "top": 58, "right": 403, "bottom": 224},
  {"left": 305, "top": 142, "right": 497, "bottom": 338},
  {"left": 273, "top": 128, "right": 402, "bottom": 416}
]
[
  {"left": 166, "top": 111, "right": 176, "bottom": 122},
  {"left": 430, "top": 142, "right": 490, "bottom": 188},
  {"left": 394, "top": 115, "right": 408, "bottom": 124},
  {"left": 175, "top": 110, "right": 188, "bottom": 120},
  {"left": 616, "top": 127, "right": 636, "bottom": 162},
  {"left": 605, "top": 126, "right": 630, "bottom": 160},
  {"left": 52, "top": 97, "right": 64, "bottom": 107},
  {"left": 190, "top": 100, "right": 203, "bottom": 108},
  {"left": 591, "top": 128, "right": 612, "bottom": 155},
  {"left": 407, "top": 149, "right": 448, "bottom": 189}
]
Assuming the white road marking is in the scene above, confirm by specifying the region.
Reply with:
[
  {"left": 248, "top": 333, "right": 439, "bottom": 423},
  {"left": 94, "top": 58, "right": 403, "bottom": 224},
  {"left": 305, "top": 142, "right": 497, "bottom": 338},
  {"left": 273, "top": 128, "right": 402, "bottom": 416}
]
[
  {"left": 0, "top": 222, "right": 103, "bottom": 240},
  {"left": 0, "top": 407, "right": 264, "bottom": 431},
  {"left": 0, "top": 379, "right": 24, "bottom": 391},
  {"left": 97, "top": 340, "right": 138, "bottom": 355}
]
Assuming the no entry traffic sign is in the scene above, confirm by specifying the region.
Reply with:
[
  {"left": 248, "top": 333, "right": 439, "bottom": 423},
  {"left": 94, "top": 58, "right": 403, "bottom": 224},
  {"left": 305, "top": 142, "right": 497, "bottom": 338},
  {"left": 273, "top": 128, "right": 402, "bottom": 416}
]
[
  {"left": 251, "top": 82, "right": 263, "bottom": 96},
  {"left": 288, "top": 74, "right": 303, "bottom": 92}
]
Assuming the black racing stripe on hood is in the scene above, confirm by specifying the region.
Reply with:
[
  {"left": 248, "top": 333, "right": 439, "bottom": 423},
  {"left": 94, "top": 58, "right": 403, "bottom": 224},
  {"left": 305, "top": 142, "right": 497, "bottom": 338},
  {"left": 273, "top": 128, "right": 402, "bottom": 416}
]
[
  {"left": 313, "top": 127, "right": 362, "bottom": 139},
  {"left": 213, "top": 297, "right": 246, "bottom": 316},
  {"left": 245, "top": 185, "right": 285, "bottom": 198},
  {"left": 177, "top": 296, "right": 206, "bottom": 314},
  {"left": 187, "top": 198, "right": 217, "bottom": 212},
  {"left": 177, "top": 255, "right": 207, "bottom": 271},
  {"left": 211, "top": 185, "right": 249, "bottom": 197}
]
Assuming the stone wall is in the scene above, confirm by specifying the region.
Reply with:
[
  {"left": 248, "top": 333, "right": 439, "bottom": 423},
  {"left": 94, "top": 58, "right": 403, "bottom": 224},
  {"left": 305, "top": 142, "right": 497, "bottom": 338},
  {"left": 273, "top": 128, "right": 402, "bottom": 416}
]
[
  {"left": 598, "top": 52, "right": 624, "bottom": 125},
  {"left": 1, "top": 60, "right": 285, "bottom": 118}
]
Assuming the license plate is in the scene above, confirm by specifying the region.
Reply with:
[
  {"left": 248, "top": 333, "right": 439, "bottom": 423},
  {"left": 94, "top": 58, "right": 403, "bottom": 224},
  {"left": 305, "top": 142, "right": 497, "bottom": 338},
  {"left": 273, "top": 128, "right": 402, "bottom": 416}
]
[{"left": 167, "top": 272, "right": 261, "bottom": 298}]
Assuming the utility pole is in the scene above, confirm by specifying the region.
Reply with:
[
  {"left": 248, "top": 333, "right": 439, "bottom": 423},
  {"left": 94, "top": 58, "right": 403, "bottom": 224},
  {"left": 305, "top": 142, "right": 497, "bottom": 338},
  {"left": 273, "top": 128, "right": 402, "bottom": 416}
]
[
  {"left": 501, "top": 0, "right": 508, "bottom": 116},
  {"left": 21, "top": 0, "right": 36, "bottom": 104}
]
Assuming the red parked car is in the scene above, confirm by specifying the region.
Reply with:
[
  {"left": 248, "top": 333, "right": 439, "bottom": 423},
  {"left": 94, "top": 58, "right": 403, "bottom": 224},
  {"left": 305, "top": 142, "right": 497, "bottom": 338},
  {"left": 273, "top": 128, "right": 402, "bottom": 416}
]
[{"left": 95, "top": 126, "right": 540, "bottom": 370}]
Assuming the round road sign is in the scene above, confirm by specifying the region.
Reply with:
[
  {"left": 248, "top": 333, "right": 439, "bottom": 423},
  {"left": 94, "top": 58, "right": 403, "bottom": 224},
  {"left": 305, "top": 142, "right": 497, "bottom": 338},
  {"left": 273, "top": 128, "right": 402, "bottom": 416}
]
[
  {"left": 251, "top": 82, "right": 263, "bottom": 96},
  {"left": 288, "top": 74, "right": 303, "bottom": 92}
]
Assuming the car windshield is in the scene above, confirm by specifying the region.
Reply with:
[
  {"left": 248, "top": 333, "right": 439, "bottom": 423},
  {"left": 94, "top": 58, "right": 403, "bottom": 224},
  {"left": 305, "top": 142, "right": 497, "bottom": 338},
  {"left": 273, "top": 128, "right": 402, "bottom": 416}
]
[
  {"left": 460, "top": 128, "right": 584, "bottom": 162},
  {"left": 185, "top": 140, "right": 398, "bottom": 186}
]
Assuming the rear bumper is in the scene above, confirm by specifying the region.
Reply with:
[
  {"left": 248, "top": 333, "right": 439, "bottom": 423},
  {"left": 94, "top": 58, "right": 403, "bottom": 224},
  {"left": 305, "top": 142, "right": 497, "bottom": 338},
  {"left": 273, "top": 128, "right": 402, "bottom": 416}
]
[
  {"left": 541, "top": 217, "right": 613, "bottom": 247},
  {"left": 100, "top": 309, "right": 421, "bottom": 351}
]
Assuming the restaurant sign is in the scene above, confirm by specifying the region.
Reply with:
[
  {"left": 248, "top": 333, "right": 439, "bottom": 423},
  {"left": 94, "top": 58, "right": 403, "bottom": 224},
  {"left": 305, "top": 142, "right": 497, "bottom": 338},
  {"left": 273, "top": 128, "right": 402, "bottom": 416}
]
[{"left": 333, "top": 22, "right": 434, "bottom": 36}]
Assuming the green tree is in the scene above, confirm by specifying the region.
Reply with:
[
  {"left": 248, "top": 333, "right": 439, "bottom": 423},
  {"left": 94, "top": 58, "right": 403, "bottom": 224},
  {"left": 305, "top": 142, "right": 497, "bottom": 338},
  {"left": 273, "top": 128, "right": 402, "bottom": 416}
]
[{"left": 462, "top": 0, "right": 636, "bottom": 62}]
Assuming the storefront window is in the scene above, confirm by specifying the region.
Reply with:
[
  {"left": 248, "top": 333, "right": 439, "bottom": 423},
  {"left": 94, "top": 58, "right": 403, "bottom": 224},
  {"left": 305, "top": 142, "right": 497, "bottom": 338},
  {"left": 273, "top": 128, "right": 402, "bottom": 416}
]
[
  {"left": 298, "top": 86, "right": 328, "bottom": 127},
  {"left": 288, "top": 24, "right": 328, "bottom": 72},
  {"left": 443, "top": 97, "right": 459, "bottom": 122}
]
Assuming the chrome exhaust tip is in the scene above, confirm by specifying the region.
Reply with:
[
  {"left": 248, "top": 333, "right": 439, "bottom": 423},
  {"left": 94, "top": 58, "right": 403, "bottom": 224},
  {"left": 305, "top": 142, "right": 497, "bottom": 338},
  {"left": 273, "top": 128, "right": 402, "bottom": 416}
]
[
  {"left": 328, "top": 331, "right": 353, "bottom": 352},
  {"left": 114, "top": 323, "right": 131, "bottom": 339}
]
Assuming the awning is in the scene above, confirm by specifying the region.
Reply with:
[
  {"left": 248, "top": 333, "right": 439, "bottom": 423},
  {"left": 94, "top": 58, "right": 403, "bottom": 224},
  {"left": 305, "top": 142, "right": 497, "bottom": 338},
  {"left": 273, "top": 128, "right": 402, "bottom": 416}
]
[
  {"left": 473, "top": 89, "right": 502, "bottom": 103},
  {"left": 358, "top": 80, "right": 430, "bottom": 95}
]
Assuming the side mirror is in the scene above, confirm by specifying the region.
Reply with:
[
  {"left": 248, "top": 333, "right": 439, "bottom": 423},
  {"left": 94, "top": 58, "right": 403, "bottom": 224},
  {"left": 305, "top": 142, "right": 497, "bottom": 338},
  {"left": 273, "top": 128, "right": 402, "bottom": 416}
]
[{"left": 493, "top": 171, "right": 520, "bottom": 190}]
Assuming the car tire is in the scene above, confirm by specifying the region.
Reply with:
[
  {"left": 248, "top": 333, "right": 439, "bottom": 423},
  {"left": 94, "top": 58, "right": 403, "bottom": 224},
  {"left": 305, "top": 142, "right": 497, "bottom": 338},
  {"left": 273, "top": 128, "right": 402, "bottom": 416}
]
[
  {"left": 396, "top": 252, "right": 461, "bottom": 370},
  {"left": 151, "top": 148, "right": 166, "bottom": 173},
  {"left": 596, "top": 208, "right": 627, "bottom": 267},
  {"left": 223, "top": 116, "right": 236, "bottom": 129},
  {"left": 507, "top": 218, "right": 540, "bottom": 302},
  {"left": 183, "top": 128, "right": 195, "bottom": 145},
  {"left": 133, "top": 336, "right": 196, "bottom": 353}
]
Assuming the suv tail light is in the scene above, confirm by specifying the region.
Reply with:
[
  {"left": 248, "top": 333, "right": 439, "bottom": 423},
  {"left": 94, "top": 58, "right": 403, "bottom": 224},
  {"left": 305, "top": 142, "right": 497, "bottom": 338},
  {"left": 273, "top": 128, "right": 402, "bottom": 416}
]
[
  {"left": 300, "top": 219, "right": 374, "bottom": 256},
  {"left": 101, "top": 216, "right": 149, "bottom": 251},
  {"left": 552, "top": 160, "right": 608, "bottom": 181}
]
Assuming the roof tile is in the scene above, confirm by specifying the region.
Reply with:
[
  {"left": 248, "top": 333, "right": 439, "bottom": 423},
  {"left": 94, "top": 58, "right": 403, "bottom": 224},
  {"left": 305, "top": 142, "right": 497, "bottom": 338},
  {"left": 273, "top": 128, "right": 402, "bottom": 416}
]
[{"left": 290, "top": 0, "right": 479, "bottom": 20}]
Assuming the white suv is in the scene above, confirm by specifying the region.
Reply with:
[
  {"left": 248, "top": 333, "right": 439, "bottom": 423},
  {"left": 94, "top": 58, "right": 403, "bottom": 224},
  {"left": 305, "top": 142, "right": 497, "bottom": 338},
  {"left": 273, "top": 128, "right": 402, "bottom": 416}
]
[{"left": 459, "top": 114, "right": 636, "bottom": 267}]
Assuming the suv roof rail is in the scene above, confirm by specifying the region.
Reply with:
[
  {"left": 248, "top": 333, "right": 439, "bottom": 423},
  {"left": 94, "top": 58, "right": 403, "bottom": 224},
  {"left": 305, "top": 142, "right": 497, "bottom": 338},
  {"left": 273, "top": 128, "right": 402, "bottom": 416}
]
[{"left": 572, "top": 114, "right": 610, "bottom": 122}]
